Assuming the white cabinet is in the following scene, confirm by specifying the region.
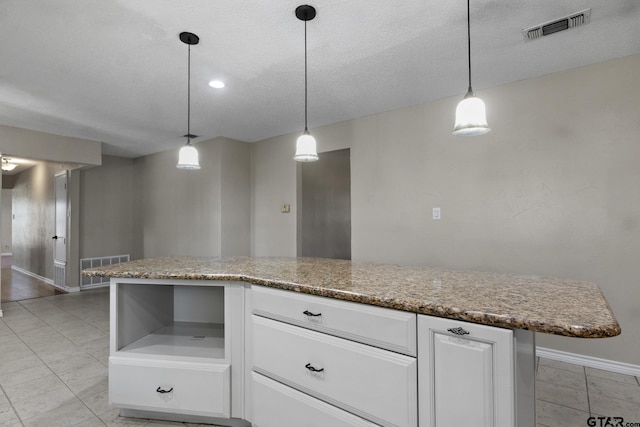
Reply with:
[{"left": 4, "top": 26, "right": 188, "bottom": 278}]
[
  {"left": 109, "top": 279, "right": 245, "bottom": 425},
  {"left": 252, "top": 372, "right": 378, "bottom": 427},
  {"left": 418, "top": 315, "right": 516, "bottom": 427},
  {"left": 253, "top": 315, "right": 417, "bottom": 427},
  {"left": 109, "top": 279, "right": 536, "bottom": 427},
  {"left": 250, "top": 286, "right": 418, "bottom": 427},
  {"left": 252, "top": 285, "right": 416, "bottom": 355},
  {"left": 110, "top": 357, "right": 230, "bottom": 417}
]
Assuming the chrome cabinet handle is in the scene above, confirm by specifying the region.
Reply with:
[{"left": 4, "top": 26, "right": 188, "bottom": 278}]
[
  {"left": 305, "top": 363, "right": 324, "bottom": 373},
  {"left": 447, "top": 327, "right": 470, "bottom": 336},
  {"left": 303, "top": 310, "right": 322, "bottom": 317},
  {"left": 156, "top": 387, "right": 173, "bottom": 394}
]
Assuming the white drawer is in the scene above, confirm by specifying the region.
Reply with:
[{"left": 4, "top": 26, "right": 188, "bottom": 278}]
[
  {"left": 252, "top": 315, "right": 417, "bottom": 427},
  {"left": 109, "top": 357, "right": 230, "bottom": 418},
  {"left": 252, "top": 372, "right": 379, "bottom": 427},
  {"left": 252, "top": 285, "right": 416, "bottom": 356}
]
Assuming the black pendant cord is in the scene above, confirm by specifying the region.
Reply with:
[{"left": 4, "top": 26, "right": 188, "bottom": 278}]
[
  {"left": 303, "top": 17, "right": 309, "bottom": 132},
  {"left": 466, "top": 0, "right": 473, "bottom": 95},
  {"left": 187, "top": 44, "right": 192, "bottom": 144}
]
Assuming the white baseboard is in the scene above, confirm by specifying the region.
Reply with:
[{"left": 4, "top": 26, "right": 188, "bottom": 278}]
[
  {"left": 80, "top": 282, "right": 109, "bottom": 290},
  {"left": 537, "top": 346, "right": 640, "bottom": 377},
  {"left": 11, "top": 265, "right": 54, "bottom": 285},
  {"left": 10, "top": 265, "right": 78, "bottom": 293}
]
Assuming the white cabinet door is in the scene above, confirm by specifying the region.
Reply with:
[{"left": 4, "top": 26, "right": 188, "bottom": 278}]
[{"left": 418, "top": 315, "right": 514, "bottom": 427}]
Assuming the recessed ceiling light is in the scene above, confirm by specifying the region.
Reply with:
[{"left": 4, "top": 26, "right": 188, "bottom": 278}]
[{"left": 208, "top": 80, "right": 225, "bottom": 89}]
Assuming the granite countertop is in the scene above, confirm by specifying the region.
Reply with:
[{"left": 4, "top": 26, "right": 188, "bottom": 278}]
[{"left": 83, "top": 256, "right": 621, "bottom": 338}]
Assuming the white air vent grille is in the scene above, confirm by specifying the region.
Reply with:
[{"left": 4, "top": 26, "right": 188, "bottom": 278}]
[
  {"left": 80, "top": 254, "right": 130, "bottom": 288},
  {"left": 523, "top": 9, "right": 591, "bottom": 41},
  {"left": 54, "top": 261, "right": 66, "bottom": 287}
]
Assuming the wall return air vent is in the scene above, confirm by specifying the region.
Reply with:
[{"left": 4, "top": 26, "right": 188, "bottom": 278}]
[{"left": 523, "top": 8, "right": 591, "bottom": 41}]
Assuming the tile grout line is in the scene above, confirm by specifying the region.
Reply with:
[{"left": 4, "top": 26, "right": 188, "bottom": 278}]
[
  {"left": 584, "top": 365, "right": 593, "bottom": 416},
  {"left": 2, "top": 308, "right": 81, "bottom": 424},
  {"left": 0, "top": 365, "right": 26, "bottom": 426},
  {"left": 11, "top": 297, "right": 111, "bottom": 424}
]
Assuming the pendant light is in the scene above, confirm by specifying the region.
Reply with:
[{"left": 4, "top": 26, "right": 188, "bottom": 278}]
[
  {"left": 1, "top": 158, "right": 17, "bottom": 171},
  {"left": 294, "top": 5, "right": 319, "bottom": 162},
  {"left": 452, "top": 0, "right": 490, "bottom": 136},
  {"left": 177, "top": 31, "right": 201, "bottom": 170}
]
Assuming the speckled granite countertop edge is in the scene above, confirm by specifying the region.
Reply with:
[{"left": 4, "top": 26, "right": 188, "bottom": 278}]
[{"left": 83, "top": 257, "right": 622, "bottom": 339}]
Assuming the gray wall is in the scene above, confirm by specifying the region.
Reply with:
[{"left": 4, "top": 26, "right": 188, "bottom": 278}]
[
  {"left": 12, "top": 162, "right": 70, "bottom": 279},
  {"left": 299, "top": 148, "right": 351, "bottom": 260},
  {"left": 1, "top": 190, "right": 11, "bottom": 253},
  {"left": 251, "top": 54, "right": 640, "bottom": 365},
  {"left": 0, "top": 125, "right": 101, "bottom": 166},
  {"left": 133, "top": 137, "right": 250, "bottom": 259},
  {"left": 220, "top": 139, "right": 251, "bottom": 256},
  {"left": 79, "top": 155, "right": 134, "bottom": 258}
]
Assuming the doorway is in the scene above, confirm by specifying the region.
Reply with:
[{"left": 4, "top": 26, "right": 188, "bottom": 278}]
[
  {"left": 53, "top": 171, "right": 68, "bottom": 287},
  {"left": 298, "top": 148, "right": 351, "bottom": 260}
]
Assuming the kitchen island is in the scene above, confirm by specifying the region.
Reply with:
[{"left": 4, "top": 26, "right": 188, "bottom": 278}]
[{"left": 85, "top": 257, "right": 620, "bottom": 427}]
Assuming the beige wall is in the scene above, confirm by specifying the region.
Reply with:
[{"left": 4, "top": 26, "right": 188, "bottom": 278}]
[
  {"left": 220, "top": 139, "right": 251, "bottom": 256},
  {"left": 251, "top": 54, "right": 640, "bottom": 365},
  {"left": 1, "top": 190, "right": 11, "bottom": 253},
  {"left": 133, "top": 137, "right": 250, "bottom": 259},
  {"left": 0, "top": 125, "right": 101, "bottom": 166},
  {"left": 4, "top": 55, "right": 636, "bottom": 365},
  {"left": 79, "top": 155, "right": 134, "bottom": 258},
  {"left": 251, "top": 137, "right": 298, "bottom": 257},
  {"left": 12, "top": 162, "right": 70, "bottom": 279}
]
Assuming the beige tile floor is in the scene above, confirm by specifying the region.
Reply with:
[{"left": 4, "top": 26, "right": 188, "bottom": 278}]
[{"left": 0, "top": 288, "right": 639, "bottom": 426}]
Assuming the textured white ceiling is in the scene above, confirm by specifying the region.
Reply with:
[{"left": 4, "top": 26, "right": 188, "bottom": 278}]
[{"left": 0, "top": 0, "right": 638, "bottom": 158}]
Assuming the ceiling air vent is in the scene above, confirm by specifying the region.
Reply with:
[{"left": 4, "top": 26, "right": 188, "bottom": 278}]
[{"left": 523, "top": 8, "right": 591, "bottom": 41}]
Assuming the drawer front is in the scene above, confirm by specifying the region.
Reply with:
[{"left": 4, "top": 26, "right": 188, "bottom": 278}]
[
  {"left": 252, "top": 285, "right": 416, "bottom": 356},
  {"left": 252, "top": 372, "right": 379, "bottom": 427},
  {"left": 110, "top": 357, "right": 230, "bottom": 418},
  {"left": 252, "top": 315, "right": 417, "bottom": 427}
]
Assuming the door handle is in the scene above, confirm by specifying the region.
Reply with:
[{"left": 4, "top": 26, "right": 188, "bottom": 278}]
[
  {"left": 447, "top": 327, "right": 470, "bottom": 336},
  {"left": 52, "top": 236, "right": 58, "bottom": 240}
]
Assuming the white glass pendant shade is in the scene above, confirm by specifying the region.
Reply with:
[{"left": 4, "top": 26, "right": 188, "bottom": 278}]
[
  {"left": 176, "top": 143, "right": 201, "bottom": 169},
  {"left": 1, "top": 161, "right": 17, "bottom": 171},
  {"left": 294, "top": 131, "right": 319, "bottom": 162},
  {"left": 452, "top": 94, "right": 490, "bottom": 136}
]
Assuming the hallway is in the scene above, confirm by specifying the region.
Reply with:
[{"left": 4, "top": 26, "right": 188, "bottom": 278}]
[{"left": 1, "top": 268, "right": 65, "bottom": 302}]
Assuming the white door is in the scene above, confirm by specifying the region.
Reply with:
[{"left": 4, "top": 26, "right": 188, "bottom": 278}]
[
  {"left": 418, "top": 315, "right": 515, "bottom": 427},
  {"left": 53, "top": 171, "right": 68, "bottom": 286}
]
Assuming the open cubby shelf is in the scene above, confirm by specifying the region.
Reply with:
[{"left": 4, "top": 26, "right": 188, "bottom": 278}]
[
  {"left": 116, "top": 282, "right": 227, "bottom": 360},
  {"left": 119, "top": 321, "right": 225, "bottom": 359}
]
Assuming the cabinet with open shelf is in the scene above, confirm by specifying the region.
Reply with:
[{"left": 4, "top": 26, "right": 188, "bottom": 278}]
[{"left": 109, "top": 278, "right": 246, "bottom": 425}]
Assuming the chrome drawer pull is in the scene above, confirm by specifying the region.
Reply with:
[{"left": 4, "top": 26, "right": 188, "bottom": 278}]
[
  {"left": 303, "top": 310, "right": 322, "bottom": 317},
  {"left": 156, "top": 387, "right": 173, "bottom": 394},
  {"left": 305, "top": 363, "right": 324, "bottom": 373},
  {"left": 447, "top": 327, "right": 470, "bottom": 336}
]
